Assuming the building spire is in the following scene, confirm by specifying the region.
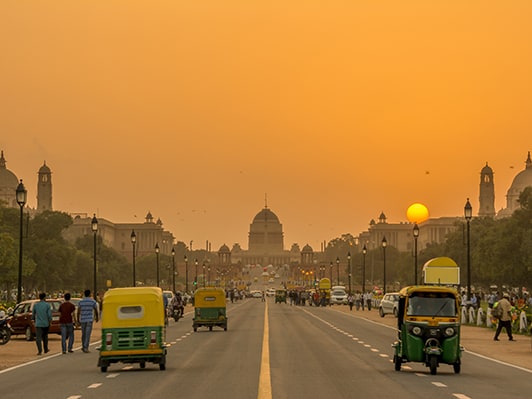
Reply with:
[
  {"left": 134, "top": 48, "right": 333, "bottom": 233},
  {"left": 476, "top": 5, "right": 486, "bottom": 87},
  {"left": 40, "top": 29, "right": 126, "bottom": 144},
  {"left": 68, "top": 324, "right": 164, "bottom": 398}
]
[
  {"left": 264, "top": 193, "right": 268, "bottom": 209},
  {"left": 526, "top": 151, "right": 531, "bottom": 169},
  {"left": 0, "top": 150, "right": 5, "bottom": 168}
]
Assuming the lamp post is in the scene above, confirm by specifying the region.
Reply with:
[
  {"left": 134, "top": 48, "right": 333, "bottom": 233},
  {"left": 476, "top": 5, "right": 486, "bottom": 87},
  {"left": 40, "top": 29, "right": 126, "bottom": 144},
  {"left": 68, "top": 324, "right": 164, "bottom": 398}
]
[
  {"left": 362, "top": 244, "right": 367, "bottom": 294},
  {"left": 464, "top": 198, "right": 472, "bottom": 301},
  {"left": 202, "top": 263, "right": 206, "bottom": 288},
  {"left": 329, "top": 261, "right": 333, "bottom": 283},
  {"left": 381, "top": 236, "right": 387, "bottom": 294},
  {"left": 131, "top": 230, "right": 136, "bottom": 287},
  {"left": 336, "top": 257, "right": 340, "bottom": 286},
  {"left": 91, "top": 214, "right": 98, "bottom": 299},
  {"left": 184, "top": 255, "right": 189, "bottom": 293},
  {"left": 347, "top": 252, "right": 352, "bottom": 295},
  {"left": 171, "top": 247, "right": 176, "bottom": 292},
  {"left": 155, "top": 243, "right": 160, "bottom": 287},
  {"left": 194, "top": 259, "right": 198, "bottom": 288},
  {"left": 16, "top": 180, "right": 27, "bottom": 303},
  {"left": 413, "top": 223, "right": 419, "bottom": 285},
  {"left": 208, "top": 266, "right": 211, "bottom": 287}
]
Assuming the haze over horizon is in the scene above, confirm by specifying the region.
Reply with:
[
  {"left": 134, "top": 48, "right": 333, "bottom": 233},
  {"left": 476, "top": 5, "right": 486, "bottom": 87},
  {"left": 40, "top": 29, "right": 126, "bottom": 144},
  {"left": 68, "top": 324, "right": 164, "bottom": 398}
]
[{"left": 1, "top": 1, "right": 531, "bottom": 250}]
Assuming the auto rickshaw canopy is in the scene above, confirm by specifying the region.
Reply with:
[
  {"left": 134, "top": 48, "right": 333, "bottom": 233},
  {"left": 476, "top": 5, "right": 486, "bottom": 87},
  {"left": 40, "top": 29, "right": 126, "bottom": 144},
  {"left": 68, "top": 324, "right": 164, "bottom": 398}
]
[
  {"left": 194, "top": 287, "right": 227, "bottom": 308},
  {"left": 101, "top": 287, "right": 165, "bottom": 328}
]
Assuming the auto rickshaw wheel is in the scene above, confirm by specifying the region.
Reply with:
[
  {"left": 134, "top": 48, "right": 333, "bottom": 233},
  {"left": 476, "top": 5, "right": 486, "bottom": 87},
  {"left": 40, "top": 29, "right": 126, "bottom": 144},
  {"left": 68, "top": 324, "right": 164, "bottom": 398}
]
[
  {"left": 429, "top": 355, "right": 438, "bottom": 375},
  {"left": 159, "top": 363, "right": 166, "bottom": 371},
  {"left": 453, "top": 360, "right": 461, "bottom": 374},
  {"left": 393, "top": 355, "right": 401, "bottom": 371},
  {"left": 140, "top": 362, "right": 146, "bottom": 369},
  {"left": 209, "top": 326, "right": 213, "bottom": 331},
  {"left": 101, "top": 366, "right": 108, "bottom": 372}
]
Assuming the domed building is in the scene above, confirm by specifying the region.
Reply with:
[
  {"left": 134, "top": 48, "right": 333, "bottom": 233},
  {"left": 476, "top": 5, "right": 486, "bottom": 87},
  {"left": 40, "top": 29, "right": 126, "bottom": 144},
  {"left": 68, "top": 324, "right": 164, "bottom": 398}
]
[
  {"left": 0, "top": 151, "right": 20, "bottom": 207},
  {"left": 497, "top": 152, "right": 532, "bottom": 217}
]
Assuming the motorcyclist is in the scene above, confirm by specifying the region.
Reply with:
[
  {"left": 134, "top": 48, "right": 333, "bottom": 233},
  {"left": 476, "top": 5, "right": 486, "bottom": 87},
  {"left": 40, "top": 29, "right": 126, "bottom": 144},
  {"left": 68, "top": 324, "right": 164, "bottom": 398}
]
[{"left": 171, "top": 292, "right": 184, "bottom": 319}]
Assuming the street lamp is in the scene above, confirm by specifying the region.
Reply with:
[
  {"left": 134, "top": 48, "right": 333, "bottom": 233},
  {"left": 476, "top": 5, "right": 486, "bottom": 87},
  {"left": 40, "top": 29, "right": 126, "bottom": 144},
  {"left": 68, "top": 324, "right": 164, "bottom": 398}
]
[
  {"left": 413, "top": 223, "right": 419, "bottom": 285},
  {"left": 329, "top": 261, "right": 333, "bottom": 283},
  {"left": 16, "top": 180, "right": 27, "bottom": 303},
  {"left": 381, "top": 236, "right": 387, "bottom": 294},
  {"left": 347, "top": 252, "right": 352, "bottom": 295},
  {"left": 362, "top": 244, "right": 367, "bottom": 294},
  {"left": 336, "top": 257, "right": 340, "bottom": 286},
  {"left": 131, "top": 230, "right": 136, "bottom": 287},
  {"left": 464, "top": 198, "right": 472, "bottom": 301},
  {"left": 184, "top": 255, "right": 189, "bottom": 293},
  {"left": 208, "top": 266, "right": 211, "bottom": 287},
  {"left": 194, "top": 258, "right": 198, "bottom": 288},
  {"left": 202, "top": 262, "right": 206, "bottom": 288},
  {"left": 91, "top": 214, "right": 98, "bottom": 299},
  {"left": 171, "top": 247, "right": 176, "bottom": 292},
  {"left": 155, "top": 243, "right": 160, "bottom": 287}
]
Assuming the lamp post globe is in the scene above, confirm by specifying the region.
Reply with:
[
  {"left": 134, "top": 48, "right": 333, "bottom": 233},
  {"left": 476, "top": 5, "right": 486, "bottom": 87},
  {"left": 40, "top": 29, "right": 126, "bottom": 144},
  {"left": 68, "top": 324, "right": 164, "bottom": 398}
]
[
  {"left": 130, "top": 230, "right": 137, "bottom": 287},
  {"left": 16, "top": 180, "right": 27, "bottom": 303},
  {"left": 91, "top": 214, "right": 98, "bottom": 299}
]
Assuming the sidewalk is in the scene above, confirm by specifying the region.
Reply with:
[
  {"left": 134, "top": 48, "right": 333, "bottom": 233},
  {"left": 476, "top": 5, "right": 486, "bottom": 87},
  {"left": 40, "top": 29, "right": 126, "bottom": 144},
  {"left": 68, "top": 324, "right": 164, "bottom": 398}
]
[{"left": 331, "top": 304, "right": 532, "bottom": 370}]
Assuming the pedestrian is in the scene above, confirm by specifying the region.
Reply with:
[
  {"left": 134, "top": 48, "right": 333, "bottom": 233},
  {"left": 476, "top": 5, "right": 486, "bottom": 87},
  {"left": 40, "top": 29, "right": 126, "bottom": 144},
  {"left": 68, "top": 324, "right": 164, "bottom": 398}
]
[
  {"left": 32, "top": 292, "right": 52, "bottom": 355},
  {"left": 347, "top": 293, "right": 354, "bottom": 311},
  {"left": 493, "top": 293, "right": 515, "bottom": 341},
  {"left": 77, "top": 289, "right": 99, "bottom": 353},
  {"left": 59, "top": 292, "right": 76, "bottom": 354}
]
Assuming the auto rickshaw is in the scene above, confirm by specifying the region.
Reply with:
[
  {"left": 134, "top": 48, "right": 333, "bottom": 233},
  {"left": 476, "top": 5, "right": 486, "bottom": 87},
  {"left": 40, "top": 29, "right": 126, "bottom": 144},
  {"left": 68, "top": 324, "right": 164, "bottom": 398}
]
[
  {"left": 98, "top": 287, "right": 167, "bottom": 372},
  {"left": 275, "top": 289, "right": 287, "bottom": 304},
  {"left": 192, "top": 288, "right": 227, "bottom": 332},
  {"left": 392, "top": 285, "right": 463, "bottom": 375}
]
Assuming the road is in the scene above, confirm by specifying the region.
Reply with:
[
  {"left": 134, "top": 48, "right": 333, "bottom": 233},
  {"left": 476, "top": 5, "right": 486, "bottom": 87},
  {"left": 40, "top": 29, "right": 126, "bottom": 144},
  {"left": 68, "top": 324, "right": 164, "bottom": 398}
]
[{"left": 0, "top": 297, "right": 530, "bottom": 399}]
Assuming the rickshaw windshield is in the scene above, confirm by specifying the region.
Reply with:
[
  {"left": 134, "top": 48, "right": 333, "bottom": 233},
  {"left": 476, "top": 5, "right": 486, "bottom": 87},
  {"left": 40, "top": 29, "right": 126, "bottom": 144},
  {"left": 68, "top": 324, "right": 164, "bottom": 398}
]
[{"left": 407, "top": 293, "right": 457, "bottom": 317}]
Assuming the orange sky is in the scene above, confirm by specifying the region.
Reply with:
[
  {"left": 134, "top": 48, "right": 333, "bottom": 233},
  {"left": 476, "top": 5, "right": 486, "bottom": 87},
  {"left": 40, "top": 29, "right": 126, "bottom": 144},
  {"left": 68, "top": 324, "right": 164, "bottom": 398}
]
[{"left": 1, "top": 1, "right": 531, "bottom": 251}]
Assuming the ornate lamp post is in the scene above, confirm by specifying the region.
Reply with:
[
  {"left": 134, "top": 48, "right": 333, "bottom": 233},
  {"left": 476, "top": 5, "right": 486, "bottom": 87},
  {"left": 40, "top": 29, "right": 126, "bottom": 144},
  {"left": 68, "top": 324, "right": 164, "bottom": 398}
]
[
  {"left": 362, "top": 244, "right": 367, "bottom": 294},
  {"left": 171, "top": 247, "right": 176, "bottom": 292},
  {"left": 91, "top": 214, "right": 98, "bottom": 299},
  {"left": 155, "top": 243, "right": 160, "bottom": 287},
  {"left": 381, "top": 236, "right": 387, "bottom": 294},
  {"left": 131, "top": 230, "right": 137, "bottom": 287},
  {"left": 329, "top": 261, "right": 333, "bottom": 283},
  {"left": 184, "top": 255, "right": 189, "bottom": 293},
  {"left": 413, "top": 223, "right": 419, "bottom": 285},
  {"left": 347, "top": 252, "right": 352, "bottom": 295},
  {"left": 194, "top": 259, "right": 198, "bottom": 288},
  {"left": 464, "top": 198, "right": 472, "bottom": 301},
  {"left": 335, "top": 257, "right": 340, "bottom": 286},
  {"left": 16, "top": 180, "right": 27, "bottom": 303},
  {"left": 202, "top": 262, "right": 206, "bottom": 288}
]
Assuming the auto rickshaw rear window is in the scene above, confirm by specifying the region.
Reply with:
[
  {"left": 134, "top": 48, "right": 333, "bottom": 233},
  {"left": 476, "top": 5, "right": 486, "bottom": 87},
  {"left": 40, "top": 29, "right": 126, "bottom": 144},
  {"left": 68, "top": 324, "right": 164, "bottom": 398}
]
[
  {"left": 118, "top": 305, "right": 144, "bottom": 319},
  {"left": 204, "top": 297, "right": 216, "bottom": 301}
]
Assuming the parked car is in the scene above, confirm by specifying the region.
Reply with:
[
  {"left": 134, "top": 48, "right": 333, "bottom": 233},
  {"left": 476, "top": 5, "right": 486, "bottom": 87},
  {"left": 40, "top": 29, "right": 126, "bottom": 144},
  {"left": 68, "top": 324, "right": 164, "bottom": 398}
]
[
  {"left": 9, "top": 299, "right": 63, "bottom": 341},
  {"left": 379, "top": 292, "right": 400, "bottom": 317},
  {"left": 330, "top": 287, "right": 348, "bottom": 305}
]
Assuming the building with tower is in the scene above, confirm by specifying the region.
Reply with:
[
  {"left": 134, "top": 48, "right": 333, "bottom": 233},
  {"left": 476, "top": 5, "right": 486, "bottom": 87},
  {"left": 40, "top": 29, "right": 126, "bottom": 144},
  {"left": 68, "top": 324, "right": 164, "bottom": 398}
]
[
  {"left": 0, "top": 151, "right": 19, "bottom": 208},
  {"left": 497, "top": 152, "right": 532, "bottom": 217},
  {"left": 478, "top": 162, "right": 495, "bottom": 217},
  {"left": 37, "top": 161, "right": 53, "bottom": 212}
]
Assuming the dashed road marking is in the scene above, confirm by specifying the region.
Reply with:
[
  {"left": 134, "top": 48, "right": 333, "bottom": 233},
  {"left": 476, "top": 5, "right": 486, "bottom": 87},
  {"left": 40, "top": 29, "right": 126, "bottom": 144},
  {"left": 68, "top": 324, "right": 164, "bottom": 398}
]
[
  {"left": 88, "top": 383, "right": 102, "bottom": 389},
  {"left": 453, "top": 394, "right": 472, "bottom": 399},
  {"left": 106, "top": 373, "right": 119, "bottom": 378},
  {"left": 432, "top": 382, "right": 447, "bottom": 387}
]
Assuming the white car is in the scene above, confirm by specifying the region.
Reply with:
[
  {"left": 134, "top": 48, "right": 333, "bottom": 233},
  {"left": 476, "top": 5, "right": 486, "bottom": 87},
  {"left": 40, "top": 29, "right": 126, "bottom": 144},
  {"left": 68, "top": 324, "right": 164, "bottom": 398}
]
[
  {"left": 266, "top": 288, "right": 276, "bottom": 297},
  {"left": 330, "top": 288, "right": 348, "bottom": 305},
  {"left": 378, "top": 293, "right": 400, "bottom": 317}
]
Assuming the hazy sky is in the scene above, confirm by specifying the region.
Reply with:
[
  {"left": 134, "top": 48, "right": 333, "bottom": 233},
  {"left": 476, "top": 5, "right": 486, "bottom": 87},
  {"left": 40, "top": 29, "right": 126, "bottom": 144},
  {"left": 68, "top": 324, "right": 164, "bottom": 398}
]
[{"left": 1, "top": 1, "right": 531, "bottom": 251}]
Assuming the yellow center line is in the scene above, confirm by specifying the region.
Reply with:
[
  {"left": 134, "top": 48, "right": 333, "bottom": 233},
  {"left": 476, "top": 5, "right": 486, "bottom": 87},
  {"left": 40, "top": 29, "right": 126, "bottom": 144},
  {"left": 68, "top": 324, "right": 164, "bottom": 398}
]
[{"left": 257, "top": 300, "right": 272, "bottom": 399}]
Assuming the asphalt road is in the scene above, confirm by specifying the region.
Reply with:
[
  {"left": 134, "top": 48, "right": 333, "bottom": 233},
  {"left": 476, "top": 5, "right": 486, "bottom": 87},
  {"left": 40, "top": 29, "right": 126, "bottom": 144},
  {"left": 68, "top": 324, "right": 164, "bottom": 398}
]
[{"left": 1, "top": 297, "right": 531, "bottom": 399}]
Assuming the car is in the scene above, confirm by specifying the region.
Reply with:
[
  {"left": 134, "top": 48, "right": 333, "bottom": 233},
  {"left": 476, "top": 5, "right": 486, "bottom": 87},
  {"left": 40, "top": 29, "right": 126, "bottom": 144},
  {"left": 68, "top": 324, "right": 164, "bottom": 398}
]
[
  {"left": 379, "top": 292, "right": 400, "bottom": 317},
  {"left": 250, "top": 290, "right": 263, "bottom": 298},
  {"left": 266, "top": 288, "right": 276, "bottom": 297},
  {"left": 8, "top": 299, "right": 63, "bottom": 341},
  {"left": 330, "top": 288, "right": 348, "bottom": 305}
]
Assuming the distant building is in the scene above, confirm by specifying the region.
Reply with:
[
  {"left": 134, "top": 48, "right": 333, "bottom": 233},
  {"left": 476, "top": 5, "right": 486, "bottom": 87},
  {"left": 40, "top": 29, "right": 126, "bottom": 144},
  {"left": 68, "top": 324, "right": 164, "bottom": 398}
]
[
  {"left": 0, "top": 151, "right": 18, "bottom": 208},
  {"left": 496, "top": 152, "right": 532, "bottom": 217}
]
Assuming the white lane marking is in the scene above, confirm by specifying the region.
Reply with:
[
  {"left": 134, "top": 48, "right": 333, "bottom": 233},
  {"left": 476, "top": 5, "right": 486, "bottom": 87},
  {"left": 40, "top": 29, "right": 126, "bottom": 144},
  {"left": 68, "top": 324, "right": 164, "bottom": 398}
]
[
  {"left": 67, "top": 396, "right": 82, "bottom": 399},
  {"left": 403, "top": 366, "right": 412, "bottom": 370},
  {"left": 371, "top": 348, "right": 379, "bottom": 352},
  {"left": 88, "top": 383, "right": 102, "bottom": 389},
  {"left": 379, "top": 354, "right": 389, "bottom": 358},
  {"left": 257, "top": 300, "right": 272, "bottom": 399},
  {"left": 364, "top": 344, "right": 371, "bottom": 348},
  {"left": 414, "top": 372, "right": 426, "bottom": 377},
  {"left": 432, "top": 382, "right": 447, "bottom": 387},
  {"left": 465, "top": 349, "right": 532, "bottom": 374},
  {"left": 453, "top": 394, "right": 472, "bottom": 399},
  {"left": 106, "top": 373, "right": 119, "bottom": 379},
  {"left": 122, "top": 366, "right": 134, "bottom": 370}
]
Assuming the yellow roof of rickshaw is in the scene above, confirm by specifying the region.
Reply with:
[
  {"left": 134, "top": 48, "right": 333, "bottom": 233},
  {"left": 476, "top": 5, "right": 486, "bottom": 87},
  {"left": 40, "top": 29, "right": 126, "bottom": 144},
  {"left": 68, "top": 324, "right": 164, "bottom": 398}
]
[
  {"left": 194, "top": 287, "right": 227, "bottom": 307},
  {"left": 423, "top": 256, "right": 458, "bottom": 268},
  {"left": 399, "top": 285, "right": 459, "bottom": 298},
  {"left": 101, "top": 287, "right": 165, "bottom": 326}
]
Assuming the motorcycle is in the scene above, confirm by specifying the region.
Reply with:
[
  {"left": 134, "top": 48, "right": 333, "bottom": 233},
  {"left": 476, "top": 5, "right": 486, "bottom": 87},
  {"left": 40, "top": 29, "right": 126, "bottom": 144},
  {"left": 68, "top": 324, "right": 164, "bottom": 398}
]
[
  {"left": 172, "top": 305, "right": 184, "bottom": 322},
  {"left": 0, "top": 316, "right": 14, "bottom": 345}
]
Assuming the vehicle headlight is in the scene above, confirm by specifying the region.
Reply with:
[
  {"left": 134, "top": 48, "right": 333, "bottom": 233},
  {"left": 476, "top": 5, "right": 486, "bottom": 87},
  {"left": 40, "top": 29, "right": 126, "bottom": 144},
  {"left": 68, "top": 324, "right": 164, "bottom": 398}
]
[
  {"left": 412, "top": 326, "right": 422, "bottom": 336},
  {"left": 444, "top": 327, "right": 455, "bottom": 337}
]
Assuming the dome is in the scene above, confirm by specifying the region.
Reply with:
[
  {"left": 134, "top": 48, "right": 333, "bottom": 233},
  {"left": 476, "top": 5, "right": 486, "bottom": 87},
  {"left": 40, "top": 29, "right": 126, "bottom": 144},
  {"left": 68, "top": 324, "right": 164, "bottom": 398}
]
[
  {"left": 252, "top": 208, "right": 280, "bottom": 224},
  {"left": 0, "top": 151, "right": 19, "bottom": 189},
  {"left": 38, "top": 161, "right": 51, "bottom": 174},
  {"left": 481, "top": 162, "right": 493, "bottom": 174},
  {"left": 301, "top": 244, "right": 313, "bottom": 252},
  {"left": 218, "top": 244, "right": 230, "bottom": 253},
  {"left": 508, "top": 152, "right": 532, "bottom": 191}
]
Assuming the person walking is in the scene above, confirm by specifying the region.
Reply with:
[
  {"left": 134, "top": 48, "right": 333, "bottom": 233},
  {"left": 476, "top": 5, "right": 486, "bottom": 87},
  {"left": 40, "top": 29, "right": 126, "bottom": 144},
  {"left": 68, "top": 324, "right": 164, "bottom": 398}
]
[
  {"left": 58, "top": 293, "right": 76, "bottom": 354},
  {"left": 347, "top": 293, "right": 354, "bottom": 311},
  {"left": 494, "top": 293, "right": 515, "bottom": 341},
  {"left": 77, "top": 289, "right": 99, "bottom": 353},
  {"left": 32, "top": 292, "right": 52, "bottom": 355}
]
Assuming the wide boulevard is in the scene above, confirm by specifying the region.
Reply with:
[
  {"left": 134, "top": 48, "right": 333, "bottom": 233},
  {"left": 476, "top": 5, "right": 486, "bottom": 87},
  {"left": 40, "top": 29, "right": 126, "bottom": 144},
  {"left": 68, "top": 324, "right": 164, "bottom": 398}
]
[{"left": 0, "top": 296, "right": 530, "bottom": 399}]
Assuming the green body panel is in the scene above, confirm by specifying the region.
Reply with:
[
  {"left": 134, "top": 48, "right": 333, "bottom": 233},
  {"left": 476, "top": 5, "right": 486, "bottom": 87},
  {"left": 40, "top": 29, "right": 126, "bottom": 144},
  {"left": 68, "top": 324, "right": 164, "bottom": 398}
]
[{"left": 101, "top": 326, "right": 164, "bottom": 351}]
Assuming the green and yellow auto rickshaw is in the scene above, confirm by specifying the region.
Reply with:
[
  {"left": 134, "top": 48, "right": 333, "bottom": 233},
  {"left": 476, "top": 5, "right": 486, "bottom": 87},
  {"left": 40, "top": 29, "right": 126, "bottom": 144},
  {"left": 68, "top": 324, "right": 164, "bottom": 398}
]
[
  {"left": 392, "top": 285, "right": 463, "bottom": 375},
  {"left": 98, "top": 287, "right": 167, "bottom": 372},
  {"left": 275, "top": 289, "right": 287, "bottom": 304},
  {"left": 193, "top": 288, "right": 227, "bottom": 332}
]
